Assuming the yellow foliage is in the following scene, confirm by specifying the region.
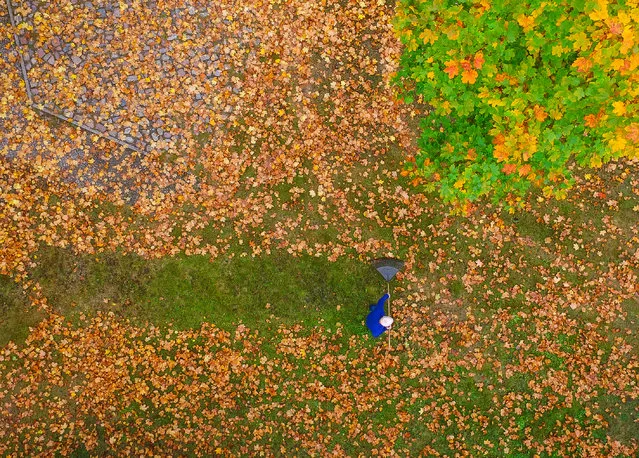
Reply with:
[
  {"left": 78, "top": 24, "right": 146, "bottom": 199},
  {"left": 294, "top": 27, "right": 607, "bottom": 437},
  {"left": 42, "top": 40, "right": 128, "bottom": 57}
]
[
  {"left": 517, "top": 14, "right": 535, "bottom": 32},
  {"left": 419, "top": 28, "right": 438, "bottom": 45},
  {"left": 612, "top": 101, "right": 626, "bottom": 116},
  {"left": 589, "top": 0, "right": 609, "bottom": 21}
]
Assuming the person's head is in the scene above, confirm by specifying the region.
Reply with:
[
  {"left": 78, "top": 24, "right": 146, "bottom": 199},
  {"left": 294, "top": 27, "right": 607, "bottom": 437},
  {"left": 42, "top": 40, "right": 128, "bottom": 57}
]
[{"left": 379, "top": 316, "right": 394, "bottom": 329}]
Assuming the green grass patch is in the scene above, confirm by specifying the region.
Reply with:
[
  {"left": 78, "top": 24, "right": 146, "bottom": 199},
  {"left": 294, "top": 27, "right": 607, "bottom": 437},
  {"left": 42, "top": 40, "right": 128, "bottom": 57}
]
[
  {"left": 28, "top": 246, "right": 385, "bottom": 335},
  {"left": 598, "top": 395, "right": 639, "bottom": 447},
  {"left": 0, "top": 275, "right": 45, "bottom": 345}
]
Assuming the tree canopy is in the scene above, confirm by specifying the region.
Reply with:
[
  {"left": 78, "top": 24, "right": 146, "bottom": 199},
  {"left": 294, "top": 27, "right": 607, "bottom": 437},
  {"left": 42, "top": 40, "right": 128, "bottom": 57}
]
[{"left": 394, "top": 0, "right": 639, "bottom": 209}]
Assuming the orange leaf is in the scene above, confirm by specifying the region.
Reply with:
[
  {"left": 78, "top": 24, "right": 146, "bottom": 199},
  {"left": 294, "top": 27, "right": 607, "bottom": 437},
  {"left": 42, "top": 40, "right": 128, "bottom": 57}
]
[
  {"left": 584, "top": 114, "right": 598, "bottom": 128},
  {"left": 461, "top": 68, "right": 478, "bottom": 84},
  {"left": 572, "top": 57, "right": 593, "bottom": 73},
  {"left": 502, "top": 163, "right": 517, "bottom": 175},
  {"left": 533, "top": 105, "right": 547, "bottom": 122},
  {"left": 444, "top": 60, "right": 459, "bottom": 79},
  {"left": 493, "top": 144, "right": 509, "bottom": 162},
  {"left": 473, "top": 52, "right": 484, "bottom": 70},
  {"left": 609, "top": 21, "right": 624, "bottom": 36},
  {"left": 625, "top": 123, "right": 639, "bottom": 143},
  {"left": 518, "top": 164, "right": 532, "bottom": 176}
]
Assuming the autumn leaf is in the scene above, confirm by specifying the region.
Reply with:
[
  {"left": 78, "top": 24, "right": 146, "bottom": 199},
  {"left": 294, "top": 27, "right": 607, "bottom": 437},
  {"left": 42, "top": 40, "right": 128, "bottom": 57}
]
[
  {"left": 518, "top": 164, "right": 532, "bottom": 176},
  {"left": 608, "top": 134, "right": 627, "bottom": 152},
  {"left": 516, "top": 14, "right": 535, "bottom": 32},
  {"left": 612, "top": 101, "right": 626, "bottom": 116},
  {"left": 584, "top": 114, "right": 599, "bottom": 128},
  {"left": 502, "top": 163, "right": 517, "bottom": 174},
  {"left": 572, "top": 57, "right": 593, "bottom": 73},
  {"left": 443, "top": 60, "right": 459, "bottom": 79},
  {"left": 533, "top": 105, "right": 547, "bottom": 122},
  {"left": 461, "top": 68, "right": 478, "bottom": 84},
  {"left": 608, "top": 21, "right": 624, "bottom": 36},
  {"left": 419, "top": 28, "right": 438, "bottom": 45},
  {"left": 589, "top": 1, "right": 609, "bottom": 21},
  {"left": 625, "top": 123, "right": 639, "bottom": 143},
  {"left": 493, "top": 144, "right": 509, "bottom": 162}
]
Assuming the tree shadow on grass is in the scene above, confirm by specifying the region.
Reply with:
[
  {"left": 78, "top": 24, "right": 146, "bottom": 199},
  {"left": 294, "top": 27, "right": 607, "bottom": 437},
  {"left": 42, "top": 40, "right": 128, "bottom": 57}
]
[
  {"left": 0, "top": 275, "right": 45, "bottom": 346},
  {"left": 29, "top": 246, "right": 385, "bottom": 336}
]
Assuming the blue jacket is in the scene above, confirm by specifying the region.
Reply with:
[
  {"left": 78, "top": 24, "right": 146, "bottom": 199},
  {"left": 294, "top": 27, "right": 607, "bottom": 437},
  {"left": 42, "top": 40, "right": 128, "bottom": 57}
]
[{"left": 366, "top": 293, "right": 390, "bottom": 338}]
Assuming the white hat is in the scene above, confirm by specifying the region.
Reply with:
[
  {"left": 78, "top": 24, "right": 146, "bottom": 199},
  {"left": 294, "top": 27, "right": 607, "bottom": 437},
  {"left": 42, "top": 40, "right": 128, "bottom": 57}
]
[{"left": 379, "top": 316, "right": 394, "bottom": 328}]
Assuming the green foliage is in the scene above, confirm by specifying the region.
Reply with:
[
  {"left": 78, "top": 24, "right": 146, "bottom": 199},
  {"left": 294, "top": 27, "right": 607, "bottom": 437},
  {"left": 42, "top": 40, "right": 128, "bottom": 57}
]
[{"left": 393, "top": 0, "right": 639, "bottom": 208}]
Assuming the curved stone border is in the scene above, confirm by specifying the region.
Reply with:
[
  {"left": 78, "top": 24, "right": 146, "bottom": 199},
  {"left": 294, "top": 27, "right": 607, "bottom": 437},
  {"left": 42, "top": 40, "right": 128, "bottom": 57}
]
[{"left": 5, "top": 0, "right": 142, "bottom": 153}]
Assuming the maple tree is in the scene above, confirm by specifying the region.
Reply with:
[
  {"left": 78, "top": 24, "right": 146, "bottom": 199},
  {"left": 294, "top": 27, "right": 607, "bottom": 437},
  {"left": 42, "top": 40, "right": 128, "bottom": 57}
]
[{"left": 394, "top": 0, "right": 639, "bottom": 208}]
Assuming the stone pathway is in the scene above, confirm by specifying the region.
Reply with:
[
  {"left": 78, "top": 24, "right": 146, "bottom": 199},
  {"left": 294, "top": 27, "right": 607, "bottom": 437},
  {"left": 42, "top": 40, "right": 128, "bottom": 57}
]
[
  {"left": 11, "top": 0, "right": 257, "bottom": 154},
  {"left": 3, "top": 0, "right": 259, "bottom": 205}
]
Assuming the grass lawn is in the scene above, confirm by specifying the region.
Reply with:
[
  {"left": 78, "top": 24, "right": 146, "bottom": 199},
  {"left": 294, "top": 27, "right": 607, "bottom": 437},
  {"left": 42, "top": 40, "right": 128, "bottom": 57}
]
[
  {"left": 26, "top": 246, "right": 384, "bottom": 335},
  {"left": 1, "top": 155, "right": 638, "bottom": 456}
]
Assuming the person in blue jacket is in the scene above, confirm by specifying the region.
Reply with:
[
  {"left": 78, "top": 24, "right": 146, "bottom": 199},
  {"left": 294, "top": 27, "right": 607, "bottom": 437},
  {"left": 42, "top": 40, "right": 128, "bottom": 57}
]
[{"left": 366, "top": 293, "right": 394, "bottom": 337}]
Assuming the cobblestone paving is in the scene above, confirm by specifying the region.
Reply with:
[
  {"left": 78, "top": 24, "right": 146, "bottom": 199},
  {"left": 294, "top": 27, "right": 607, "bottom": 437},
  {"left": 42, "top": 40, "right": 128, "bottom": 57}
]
[
  {"left": 12, "top": 0, "right": 257, "bottom": 153},
  {"left": 1, "top": 4, "right": 21, "bottom": 158},
  {"left": 3, "top": 1, "right": 226, "bottom": 205}
]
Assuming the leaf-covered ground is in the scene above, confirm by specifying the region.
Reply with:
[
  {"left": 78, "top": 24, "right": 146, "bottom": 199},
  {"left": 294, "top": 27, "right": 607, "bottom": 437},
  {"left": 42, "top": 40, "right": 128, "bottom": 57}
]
[{"left": 1, "top": 1, "right": 638, "bottom": 456}]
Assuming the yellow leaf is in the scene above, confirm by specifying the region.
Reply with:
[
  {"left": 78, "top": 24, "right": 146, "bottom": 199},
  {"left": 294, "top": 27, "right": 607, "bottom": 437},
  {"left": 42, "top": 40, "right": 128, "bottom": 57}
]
[
  {"left": 419, "top": 29, "right": 438, "bottom": 45},
  {"left": 617, "top": 11, "right": 631, "bottom": 25},
  {"left": 621, "top": 28, "right": 635, "bottom": 53},
  {"left": 611, "top": 58, "right": 627, "bottom": 71},
  {"left": 589, "top": 0, "right": 609, "bottom": 21},
  {"left": 552, "top": 45, "right": 567, "bottom": 56},
  {"left": 517, "top": 14, "right": 535, "bottom": 32},
  {"left": 570, "top": 31, "right": 590, "bottom": 51},
  {"left": 612, "top": 101, "right": 626, "bottom": 116},
  {"left": 609, "top": 135, "right": 627, "bottom": 152},
  {"left": 442, "top": 100, "right": 451, "bottom": 114}
]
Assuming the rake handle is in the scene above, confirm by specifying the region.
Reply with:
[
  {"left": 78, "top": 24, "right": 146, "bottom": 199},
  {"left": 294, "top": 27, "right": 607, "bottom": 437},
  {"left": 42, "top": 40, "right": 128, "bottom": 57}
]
[{"left": 387, "top": 282, "right": 391, "bottom": 351}]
